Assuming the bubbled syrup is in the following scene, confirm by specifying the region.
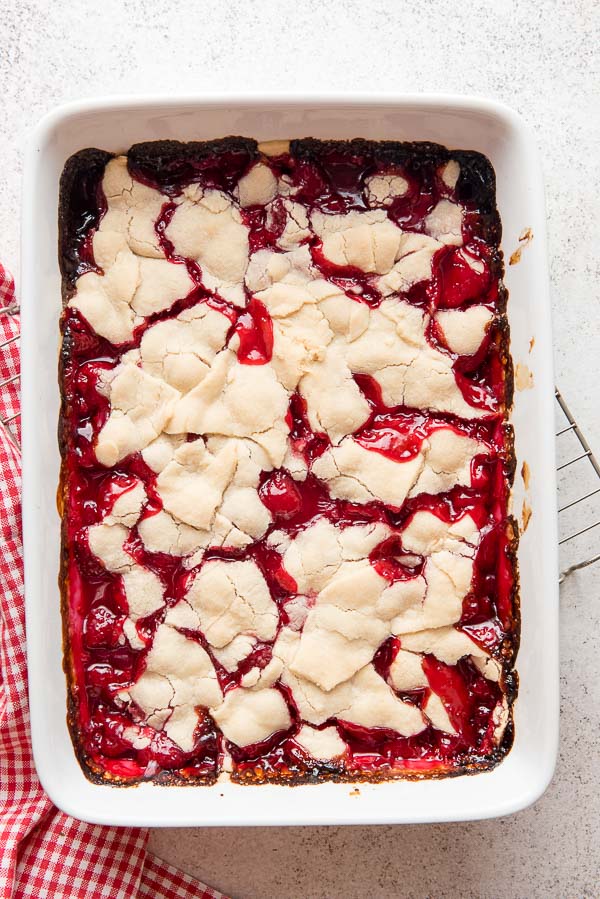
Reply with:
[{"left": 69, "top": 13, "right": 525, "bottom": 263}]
[{"left": 59, "top": 138, "right": 515, "bottom": 784}]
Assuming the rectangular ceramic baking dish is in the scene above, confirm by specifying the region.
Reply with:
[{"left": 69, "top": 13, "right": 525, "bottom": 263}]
[{"left": 21, "top": 94, "right": 558, "bottom": 827}]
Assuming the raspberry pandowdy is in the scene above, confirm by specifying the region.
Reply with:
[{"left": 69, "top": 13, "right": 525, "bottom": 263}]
[{"left": 58, "top": 138, "right": 518, "bottom": 785}]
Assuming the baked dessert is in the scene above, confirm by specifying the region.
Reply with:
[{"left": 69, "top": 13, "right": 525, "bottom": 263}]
[{"left": 58, "top": 137, "right": 518, "bottom": 785}]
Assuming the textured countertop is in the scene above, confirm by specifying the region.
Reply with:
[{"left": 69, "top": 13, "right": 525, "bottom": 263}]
[{"left": 1, "top": 1, "right": 599, "bottom": 896}]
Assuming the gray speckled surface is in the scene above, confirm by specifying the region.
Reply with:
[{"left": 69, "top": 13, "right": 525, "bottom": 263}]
[{"left": 2, "top": 1, "right": 599, "bottom": 896}]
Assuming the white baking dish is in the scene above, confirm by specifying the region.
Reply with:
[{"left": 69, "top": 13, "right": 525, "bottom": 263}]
[{"left": 21, "top": 95, "right": 558, "bottom": 827}]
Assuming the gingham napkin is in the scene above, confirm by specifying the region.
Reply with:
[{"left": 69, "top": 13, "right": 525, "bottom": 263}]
[{"left": 0, "top": 264, "right": 227, "bottom": 899}]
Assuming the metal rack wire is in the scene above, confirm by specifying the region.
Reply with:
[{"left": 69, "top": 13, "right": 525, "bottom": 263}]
[
  {"left": 0, "top": 303, "right": 20, "bottom": 445},
  {"left": 0, "top": 307, "right": 598, "bottom": 582},
  {"left": 555, "top": 388, "right": 600, "bottom": 581}
]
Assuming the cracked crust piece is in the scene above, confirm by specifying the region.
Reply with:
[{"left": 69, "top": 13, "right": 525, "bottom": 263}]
[
  {"left": 424, "top": 200, "right": 463, "bottom": 246},
  {"left": 435, "top": 305, "right": 494, "bottom": 356},
  {"left": 95, "top": 362, "right": 181, "bottom": 466},
  {"left": 364, "top": 173, "right": 409, "bottom": 207},
  {"left": 211, "top": 687, "right": 292, "bottom": 747},
  {"left": 235, "top": 162, "right": 279, "bottom": 208},
  {"left": 389, "top": 551, "right": 474, "bottom": 634},
  {"left": 312, "top": 209, "right": 405, "bottom": 274},
  {"left": 156, "top": 437, "right": 238, "bottom": 530},
  {"left": 289, "top": 562, "right": 391, "bottom": 689},
  {"left": 59, "top": 136, "right": 516, "bottom": 787},
  {"left": 312, "top": 427, "right": 485, "bottom": 507},
  {"left": 127, "top": 623, "right": 222, "bottom": 751},
  {"left": 166, "top": 348, "right": 290, "bottom": 464},
  {"left": 281, "top": 519, "right": 391, "bottom": 594},
  {"left": 294, "top": 724, "right": 347, "bottom": 761},
  {"left": 274, "top": 628, "right": 426, "bottom": 736},
  {"left": 138, "top": 303, "right": 231, "bottom": 393},
  {"left": 182, "top": 558, "right": 278, "bottom": 648},
  {"left": 165, "top": 186, "right": 250, "bottom": 305},
  {"left": 68, "top": 157, "right": 197, "bottom": 343},
  {"left": 337, "top": 298, "right": 493, "bottom": 418}
]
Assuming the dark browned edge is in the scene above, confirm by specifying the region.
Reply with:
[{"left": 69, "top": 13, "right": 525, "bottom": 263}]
[
  {"left": 59, "top": 150, "right": 107, "bottom": 787},
  {"left": 57, "top": 137, "right": 519, "bottom": 787}
]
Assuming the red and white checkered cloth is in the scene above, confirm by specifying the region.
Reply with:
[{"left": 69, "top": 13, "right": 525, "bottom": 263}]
[{"left": 0, "top": 264, "right": 227, "bottom": 899}]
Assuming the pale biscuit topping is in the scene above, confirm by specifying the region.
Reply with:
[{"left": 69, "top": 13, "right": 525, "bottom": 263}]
[{"left": 73, "top": 154, "right": 507, "bottom": 758}]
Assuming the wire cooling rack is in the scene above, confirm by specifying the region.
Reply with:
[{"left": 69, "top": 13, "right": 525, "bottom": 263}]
[
  {"left": 0, "top": 301, "right": 20, "bottom": 449},
  {"left": 1, "top": 306, "right": 598, "bottom": 582},
  {"left": 555, "top": 387, "right": 600, "bottom": 581}
]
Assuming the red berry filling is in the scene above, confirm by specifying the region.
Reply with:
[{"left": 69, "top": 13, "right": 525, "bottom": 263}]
[{"left": 59, "top": 138, "right": 515, "bottom": 784}]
